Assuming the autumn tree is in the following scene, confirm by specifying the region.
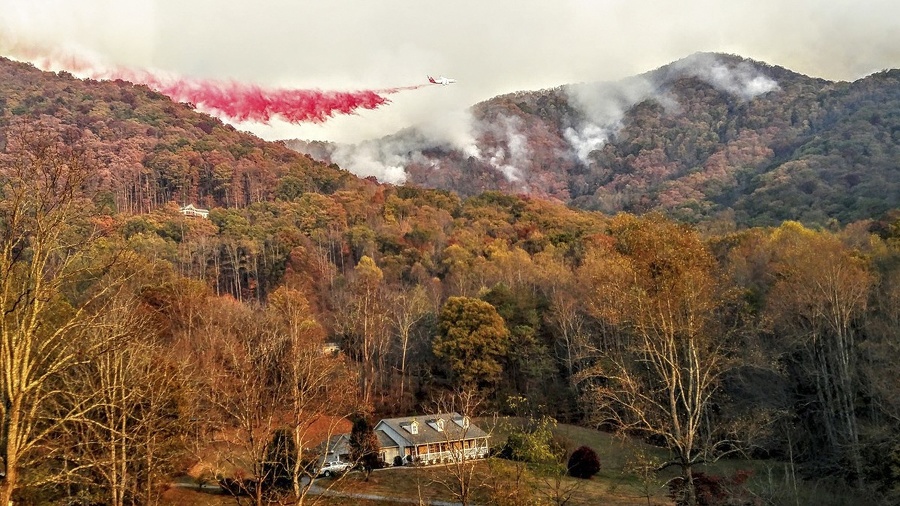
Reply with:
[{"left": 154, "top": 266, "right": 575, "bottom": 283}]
[
  {"left": 265, "top": 286, "right": 357, "bottom": 503},
  {"left": 577, "top": 213, "right": 739, "bottom": 506},
  {"left": 433, "top": 297, "right": 510, "bottom": 392},
  {"left": 0, "top": 118, "right": 128, "bottom": 504},
  {"left": 56, "top": 297, "right": 192, "bottom": 506},
  {"left": 763, "top": 223, "right": 874, "bottom": 482}
]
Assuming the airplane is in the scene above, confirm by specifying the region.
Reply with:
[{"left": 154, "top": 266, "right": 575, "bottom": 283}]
[{"left": 428, "top": 75, "right": 456, "bottom": 86}]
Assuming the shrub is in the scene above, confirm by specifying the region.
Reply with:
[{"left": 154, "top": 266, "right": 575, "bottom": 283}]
[
  {"left": 567, "top": 446, "right": 601, "bottom": 479},
  {"left": 668, "top": 470, "right": 757, "bottom": 506}
]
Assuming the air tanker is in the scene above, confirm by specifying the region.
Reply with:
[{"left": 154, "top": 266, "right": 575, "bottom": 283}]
[{"left": 428, "top": 75, "right": 457, "bottom": 85}]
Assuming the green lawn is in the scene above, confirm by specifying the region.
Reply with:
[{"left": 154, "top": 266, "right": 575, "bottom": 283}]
[{"left": 162, "top": 418, "right": 868, "bottom": 505}]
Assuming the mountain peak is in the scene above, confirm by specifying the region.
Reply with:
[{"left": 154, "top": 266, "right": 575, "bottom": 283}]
[{"left": 288, "top": 53, "right": 898, "bottom": 227}]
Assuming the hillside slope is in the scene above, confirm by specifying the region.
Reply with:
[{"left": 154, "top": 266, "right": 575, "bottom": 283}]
[
  {"left": 0, "top": 56, "right": 357, "bottom": 213},
  {"left": 289, "top": 53, "right": 900, "bottom": 227}
]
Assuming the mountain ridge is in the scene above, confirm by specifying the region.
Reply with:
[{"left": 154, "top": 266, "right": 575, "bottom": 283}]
[{"left": 287, "top": 52, "right": 899, "bottom": 227}]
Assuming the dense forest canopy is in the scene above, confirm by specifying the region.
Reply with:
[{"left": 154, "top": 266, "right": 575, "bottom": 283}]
[
  {"left": 290, "top": 53, "right": 900, "bottom": 229},
  {"left": 1, "top": 54, "right": 900, "bottom": 505}
]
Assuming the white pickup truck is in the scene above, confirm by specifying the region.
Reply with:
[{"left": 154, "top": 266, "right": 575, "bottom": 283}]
[{"left": 318, "top": 460, "right": 351, "bottom": 477}]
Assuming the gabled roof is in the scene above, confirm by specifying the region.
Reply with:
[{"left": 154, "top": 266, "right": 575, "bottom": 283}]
[
  {"left": 180, "top": 203, "right": 210, "bottom": 217},
  {"left": 375, "top": 429, "right": 399, "bottom": 449},
  {"left": 377, "top": 412, "right": 488, "bottom": 446}
]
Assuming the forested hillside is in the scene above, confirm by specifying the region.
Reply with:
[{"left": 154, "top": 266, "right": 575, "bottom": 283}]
[
  {"left": 2, "top": 55, "right": 900, "bottom": 505},
  {"left": 290, "top": 53, "right": 900, "bottom": 228},
  {"left": 0, "top": 56, "right": 355, "bottom": 212}
]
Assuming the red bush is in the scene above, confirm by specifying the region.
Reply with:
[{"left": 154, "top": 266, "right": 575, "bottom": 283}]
[{"left": 567, "top": 446, "right": 601, "bottom": 479}]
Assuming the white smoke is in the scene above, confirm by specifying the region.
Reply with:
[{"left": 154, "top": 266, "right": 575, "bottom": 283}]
[
  {"left": 330, "top": 139, "right": 419, "bottom": 184},
  {"left": 563, "top": 76, "right": 657, "bottom": 164},
  {"left": 331, "top": 54, "right": 782, "bottom": 183},
  {"left": 564, "top": 123, "right": 610, "bottom": 164},
  {"left": 417, "top": 108, "right": 481, "bottom": 160},
  {"left": 673, "top": 53, "right": 780, "bottom": 99},
  {"left": 328, "top": 108, "right": 481, "bottom": 184},
  {"left": 562, "top": 54, "right": 779, "bottom": 164},
  {"left": 479, "top": 114, "right": 530, "bottom": 182}
]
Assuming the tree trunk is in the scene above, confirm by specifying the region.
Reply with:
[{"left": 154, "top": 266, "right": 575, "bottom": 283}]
[
  {"left": 682, "top": 463, "right": 697, "bottom": 506},
  {"left": 1, "top": 394, "right": 23, "bottom": 506}
]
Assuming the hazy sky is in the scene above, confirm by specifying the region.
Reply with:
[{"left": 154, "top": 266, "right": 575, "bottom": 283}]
[{"left": 1, "top": 0, "right": 899, "bottom": 143}]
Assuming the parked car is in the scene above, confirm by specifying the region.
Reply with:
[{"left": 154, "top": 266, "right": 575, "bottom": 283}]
[{"left": 318, "top": 460, "right": 351, "bottom": 477}]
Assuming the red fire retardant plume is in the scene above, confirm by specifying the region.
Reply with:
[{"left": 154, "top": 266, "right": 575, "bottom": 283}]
[
  {"left": 28, "top": 52, "right": 427, "bottom": 124},
  {"left": 115, "top": 71, "right": 427, "bottom": 124}
]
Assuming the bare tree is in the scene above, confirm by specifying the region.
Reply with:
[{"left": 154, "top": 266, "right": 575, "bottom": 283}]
[
  {"left": 386, "top": 284, "right": 431, "bottom": 404},
  {"left": 425, "top": 390, "right": 490, "bottom": 506},
  {"left": 0, "top": 118, "right": 128, "bottom": 504},
  {"left": 331, "top": 255, "right": 389, "bottom": 407},
  {"left": 576, "top": 214, "right": 738, "bottom": 506},
  {"left": 266, "top": 286, "right": 359, "bottom": 504},
  {"left": 764, "top": 224, "right": 874, "bottom": 482},
  {"left": 546, "top": 279, "right": 589, "bottom": 379},
  {"left": 193, "top": 297, "right": 284, "bottom": 506},
  {"left": 55, "top": 296, "right": 192, "bottom": 506}
]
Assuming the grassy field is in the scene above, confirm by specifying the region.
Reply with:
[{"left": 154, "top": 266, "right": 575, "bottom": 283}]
[{"left": 161, "top": 418, "right": 867, "bottom": 506}]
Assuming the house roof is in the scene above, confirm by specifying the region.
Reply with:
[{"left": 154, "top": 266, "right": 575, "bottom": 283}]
[
  {"left": 318, "top": 433, "right": 349, "bottom": 455},
  {"left": 377, "top": 412, "right": 489, "bottom": 446},
  {"left": 376, "top": 430, "right": 399, "bottom": 449}
]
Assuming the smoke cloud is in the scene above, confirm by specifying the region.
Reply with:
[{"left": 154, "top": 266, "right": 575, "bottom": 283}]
[
  {"left": 329, "top": 108, "right": 481, "bottom": 184},
  {"left": 314, "top": 54, "right": 785, "bottom": 184},
  {"left": 562, "top": 54, "right": 779, "bottom": 166},
  {"left": 671, "top": 53, "right": 779, "bottom": 100},
  {"left": 481, "top": 115, "right": 530, "bottom": 183}
]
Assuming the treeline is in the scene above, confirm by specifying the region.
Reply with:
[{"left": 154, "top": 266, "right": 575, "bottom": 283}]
[{"left": 2, "top": 117, "right": 900, "bottom": 505}]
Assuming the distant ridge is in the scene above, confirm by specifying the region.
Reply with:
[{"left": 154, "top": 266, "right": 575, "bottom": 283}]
[{"left": 287, "top": 53, "right": 900, "bottom": 227}]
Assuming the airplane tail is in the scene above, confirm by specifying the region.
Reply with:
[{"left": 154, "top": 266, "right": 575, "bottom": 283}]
[{"left": 428, "top": 76, "right": 436, "bottom": 84}]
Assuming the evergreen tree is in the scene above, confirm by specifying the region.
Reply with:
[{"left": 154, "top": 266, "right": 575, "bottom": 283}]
[{"left": 349, "top": 416, "right": 381, "bottom": 480}]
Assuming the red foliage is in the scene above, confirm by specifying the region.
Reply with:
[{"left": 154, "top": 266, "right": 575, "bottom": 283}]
[{"left": 669, "top": 470, "right": 759, "bottom": 506}]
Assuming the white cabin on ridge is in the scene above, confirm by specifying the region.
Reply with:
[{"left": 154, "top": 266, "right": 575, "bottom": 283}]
[{"left": 180, "top": 204, "right": 209, "bottom": 219}]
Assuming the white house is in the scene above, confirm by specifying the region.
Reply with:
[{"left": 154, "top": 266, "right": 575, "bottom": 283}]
[
  {"left": 180, "top": 204, "right": 209, "bottom": 219},
  {"left": 315, "top": 412, "right": 490, "bottom": 467},
  {"left": 374, "top": 413, "right": 490, "bottom": 466}
]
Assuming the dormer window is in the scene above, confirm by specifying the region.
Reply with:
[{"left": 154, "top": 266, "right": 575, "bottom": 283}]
[
  {"left": 410, "top": 421, "right": 418, "bottom": 435},
  {"left": 462, "top": 416, "right": 470, "bottom": 429},
  {"left": 436, "top": 418, "right": 445, "bottom": 432}
]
